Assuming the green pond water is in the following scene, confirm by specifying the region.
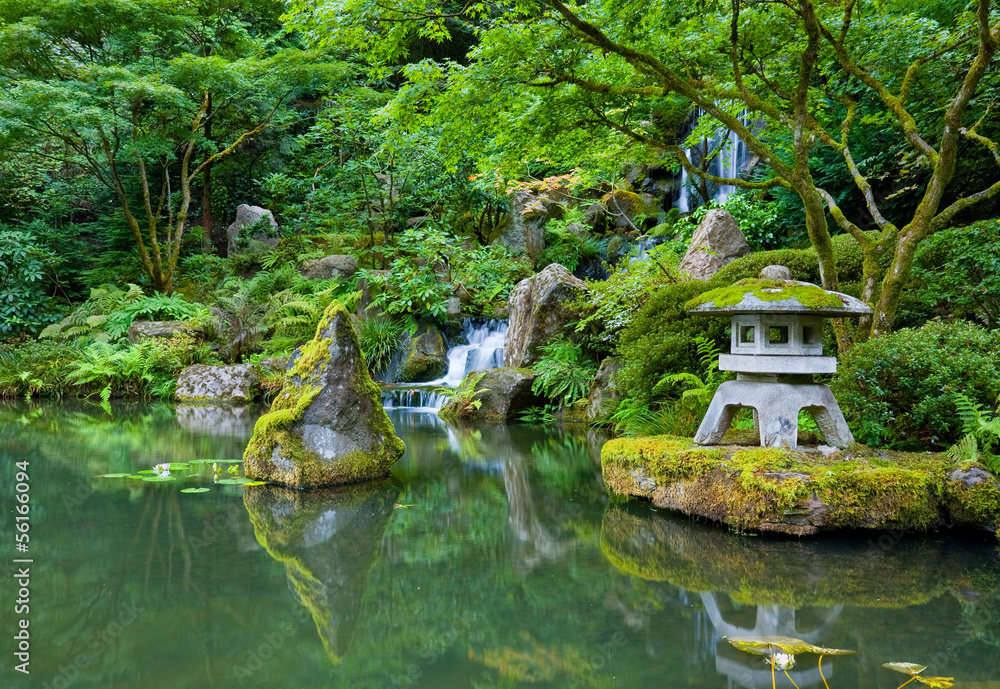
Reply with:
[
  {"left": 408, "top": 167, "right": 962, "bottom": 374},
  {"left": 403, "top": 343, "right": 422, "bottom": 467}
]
[{"left": 1, "top": 401, "right": 999, "bottom": 689}]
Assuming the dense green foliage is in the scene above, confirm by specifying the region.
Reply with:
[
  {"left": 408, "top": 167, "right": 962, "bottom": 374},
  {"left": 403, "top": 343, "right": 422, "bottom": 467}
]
[
  {"left": 901, "top": 220, "right": 1000, "bottom": 328},
  {"left": 529, "top": 339, "right": 596, "bottom": 405},
  {"left": 615, "top": 282, "right": 727, "bottom": 405},
  {"left": 832, "top": 321, "right": 1000, "bottom": 448}
]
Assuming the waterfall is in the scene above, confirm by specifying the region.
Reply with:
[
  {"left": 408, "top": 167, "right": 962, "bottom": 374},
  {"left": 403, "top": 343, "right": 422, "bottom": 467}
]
[
  {"left": 381, "top": 318, "right": 508, "bottom": 412},
  {"left": 430, "top": 318, "right": 508, "bottom": 388},
  {"left": 675, "top": 109, "right": 753, "bottom": 212}
]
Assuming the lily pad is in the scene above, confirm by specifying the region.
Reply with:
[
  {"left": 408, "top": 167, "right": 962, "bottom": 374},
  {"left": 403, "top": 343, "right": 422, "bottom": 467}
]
[
  {"left": 728, "top": 636, "right": 855, "bottom": 657},
  {"left": 914, "top": 677, "right": 955, "bottom": 688},
  {"left": 136, "top": 469, "right": 156, "bottom": 475},
  {"left": 180, "top": 487, "right": 211, "bottom": 494},
  {"left": 215, "top": 477, "right": 254, "bottom": 485},
  {"left": 97, "top": 473, "right": 133, "bottom": 478},
  {"left": 883, "top": 663, "right": 928, "bottom": 676},
  {"left": 166, "top": 462, "right": 190, "bottom": 471},
  {"left": 189, "top": 459, "right": 242, "bottom": 465},
  {"left": 243, "top": 481, "right": 267, "bottom": 486},
  {"left": 141, "top": 476, "right": 175, "bottom": 482}
]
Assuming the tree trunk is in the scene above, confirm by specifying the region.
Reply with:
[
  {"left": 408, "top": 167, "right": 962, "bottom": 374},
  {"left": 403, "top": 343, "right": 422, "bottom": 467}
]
[{"left": 202, "top": 93, "right": 213, "bottom": 254}]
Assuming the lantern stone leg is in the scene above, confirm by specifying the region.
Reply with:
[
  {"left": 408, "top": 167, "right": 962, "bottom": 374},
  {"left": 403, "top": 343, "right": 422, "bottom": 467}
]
[{"left": 694, "top": 380, "right": 854, "bottom": 450}]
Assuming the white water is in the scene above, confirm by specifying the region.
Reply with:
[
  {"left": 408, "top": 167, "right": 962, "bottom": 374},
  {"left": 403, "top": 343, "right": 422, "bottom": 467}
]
[
  {"left": 381, "top": 318, "right": 508, "bottom": 412},
  {"left": 676, "top": 109, "right": 753, "bottom": 212}
]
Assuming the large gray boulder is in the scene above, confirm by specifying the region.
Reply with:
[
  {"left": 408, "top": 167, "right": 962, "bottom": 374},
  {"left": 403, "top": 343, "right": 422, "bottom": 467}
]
[
  {"left": 397, "top": 323, "right": 448, "bottom": 382},
  {"left": 299, "top": 255, "right": 359, "bottom": 281},
  {"left": 244, "top": 302, "right": 404, "bottom": 488},
  {"left": 585, "top": 357, "right": 623, "bottom": 423},
  {"left": 494, "top": 186, "right": 569, "bottom": 262},
  {"left": 226, "top": 204, "right": 279, "bottom": 255},
  {"left": 678, "top": 209, "right": 750, "bottom": 280},
  {"left": 176, "top": 364, "right": 261, "bottom": 403},
  {"left": 439, "top": 368, "right": 544, "bottom": 420},
  {"left": 127, "top": 320, "right": 204, "bottom": 344},
  {"left": 504, "top": 263, "right": 588, "bottom": 368}
]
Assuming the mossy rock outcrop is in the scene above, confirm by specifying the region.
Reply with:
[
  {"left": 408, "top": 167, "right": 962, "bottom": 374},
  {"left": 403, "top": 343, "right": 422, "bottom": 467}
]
[
  {"left": 602, "top": 435, "right": 1000, "bottom": 535},
  {"left": 244, "top": 301, "right": 404, "bottom": 488}
]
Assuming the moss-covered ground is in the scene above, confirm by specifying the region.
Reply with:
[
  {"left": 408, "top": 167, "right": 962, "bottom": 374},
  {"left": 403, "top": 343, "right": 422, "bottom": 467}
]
[{"left": 602, "top": 435, "right": 1000, "bottom": 535}]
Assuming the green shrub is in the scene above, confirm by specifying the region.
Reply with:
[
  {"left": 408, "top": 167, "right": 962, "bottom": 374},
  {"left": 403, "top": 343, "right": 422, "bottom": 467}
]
[
  {"left": 451, "top": 245, "right": 532, "bottom": 313},
  {"left": 710, "top": 248, "right": 819, "bottom": 284},
  {"left": 0, "top": 340, "right": 83, "bottom": 398},
  {"left": 831, "top": 321, "right": 1000, "bottom": 448},
  {"left": 538, "top": 217, "right": 603, "bottom": 272},
  {"left": 39, "top": 283, "right": 146, "bottom": 343},
  {"left": 0, "top": 227, "right": 59, "bottom": 335},
  {"left": 614, "top": 281, "right": 728, "bottom": 404},
  {"left": 355, "top": 313, "right": 406, "bottom": 373},
  {"left": 682, "top": 195, "right": 781, "bottom": 250},
  {"left": 708, "top": 233, "right": 877, "bottom": 287},
  {"left": 577, "top": 243, "right": 683, "bottom": 351},
  {"left": 899, "top": 220, "right": 1000, "bottom": 329}
]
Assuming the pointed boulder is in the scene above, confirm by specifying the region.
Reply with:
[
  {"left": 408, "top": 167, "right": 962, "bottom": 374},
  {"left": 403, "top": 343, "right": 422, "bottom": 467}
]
[{"left": 244, "top": 302, "right": 404, "bottom": 488}]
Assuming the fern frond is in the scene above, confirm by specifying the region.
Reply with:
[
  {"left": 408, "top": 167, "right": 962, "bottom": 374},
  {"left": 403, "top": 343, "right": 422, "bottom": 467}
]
[{"left": 946, "top": 433, "right": 979, "bottom": 464}]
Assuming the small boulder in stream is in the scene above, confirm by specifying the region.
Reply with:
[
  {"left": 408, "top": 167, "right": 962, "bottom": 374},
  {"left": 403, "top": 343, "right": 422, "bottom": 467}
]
[
  {"left": 439, "top": 368, "right": 544, "bottom": 420},
  {"left": 397, "top": 323, "right": 448, "bottom": 383},
  {"left": 244, "top": 301, "right": 404, "bottom": 488}
]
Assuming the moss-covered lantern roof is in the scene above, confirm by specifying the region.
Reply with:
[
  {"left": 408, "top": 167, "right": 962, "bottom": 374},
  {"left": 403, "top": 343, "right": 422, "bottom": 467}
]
[{"left": 686, "top": 272, "right": 873, "bottom": 318}]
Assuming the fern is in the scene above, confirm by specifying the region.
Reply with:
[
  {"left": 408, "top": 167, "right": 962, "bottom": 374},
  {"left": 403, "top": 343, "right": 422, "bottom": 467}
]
[
  {"left": 438, "top": 371, "right": 490, "bottom": 413},
  {"left": 530, "top": 339, "right": 597, "bottom": 405},
  {"left": 949, "top": 393, "right": 1000, "bottom": 472}
]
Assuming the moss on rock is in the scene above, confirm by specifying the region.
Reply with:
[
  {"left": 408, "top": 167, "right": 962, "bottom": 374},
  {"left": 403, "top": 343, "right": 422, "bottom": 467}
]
[
  {"left": 602, "top": 435, "right": 1000, "bottom": 535},
  {"left": 244, "top": 301, "right": 404, "bottom": 488},
  {"left": 686, "top": 278, "right": 846, "bottom": 311}
]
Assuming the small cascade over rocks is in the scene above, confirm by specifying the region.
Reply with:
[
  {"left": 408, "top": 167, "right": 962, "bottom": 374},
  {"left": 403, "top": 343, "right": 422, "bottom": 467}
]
[
  {"left": 381, "top": 386, "right": 448, "bottom": 413},
  {"left": 381, "top": 318, "right": 508, "bottom": 412}
]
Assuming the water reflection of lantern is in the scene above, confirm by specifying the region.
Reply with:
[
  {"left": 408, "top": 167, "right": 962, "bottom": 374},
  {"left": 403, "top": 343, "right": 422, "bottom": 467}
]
[
  {"left": 701, "top": 593, "right": 843, "bottom": 689},
  {"left": 687, "top": 265, "right": 872, "bottom": 449}
]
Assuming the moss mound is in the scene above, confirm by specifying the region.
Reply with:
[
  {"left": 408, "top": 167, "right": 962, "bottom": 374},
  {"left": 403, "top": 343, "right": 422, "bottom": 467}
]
[
  {"left": 686, "top": 278, "right": 846, "bottom": 310},
  {"left": 602, "top": 435, "right": 1000, "bottom": 535}
]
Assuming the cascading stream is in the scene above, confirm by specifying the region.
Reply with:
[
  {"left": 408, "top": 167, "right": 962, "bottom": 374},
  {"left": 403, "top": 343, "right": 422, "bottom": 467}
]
[{"left": 381, "top": 318, "right": 508, "bottom": 412}]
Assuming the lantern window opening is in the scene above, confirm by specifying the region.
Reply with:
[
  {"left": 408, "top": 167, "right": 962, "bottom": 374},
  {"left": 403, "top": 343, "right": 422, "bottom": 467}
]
[{"left": 767, "top": 325, "right": 789, "bottom": 345}]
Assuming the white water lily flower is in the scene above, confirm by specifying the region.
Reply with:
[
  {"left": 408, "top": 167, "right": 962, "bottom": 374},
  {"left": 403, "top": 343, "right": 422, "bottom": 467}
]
[
  {"left": 154, "top": 463, "right": 171, "bottom": 477},
  {"left": 767, "top": 652, "right": 795, "bottom": 670}
]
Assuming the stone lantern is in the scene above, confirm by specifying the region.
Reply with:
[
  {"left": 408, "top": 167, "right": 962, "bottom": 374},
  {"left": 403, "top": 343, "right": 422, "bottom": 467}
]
[{"left": 686, "top": 265, "right": 872, "bottom": 449}]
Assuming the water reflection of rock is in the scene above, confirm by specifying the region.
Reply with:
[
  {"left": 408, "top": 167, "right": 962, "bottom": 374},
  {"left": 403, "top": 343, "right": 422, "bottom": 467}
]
[
  {"left": 437, "top": 416, "right": 598, "bottom": 573},
  {"left": 600, "top": 504, "right": 1000, "bottom": 688},
  {"left": 176, "top": 404, "right": 257, "bottom": 437},
  {"left": 244, "top": 480, "right": 401, "bottom": 663},
  {"left": 599, "top": 504, "right": 986, "bottom": 608}
]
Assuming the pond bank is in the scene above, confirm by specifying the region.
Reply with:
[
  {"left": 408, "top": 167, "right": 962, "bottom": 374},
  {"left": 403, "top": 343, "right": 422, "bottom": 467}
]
[{"left": 602, "top": 434, "right": 1000, "bottom": 536}]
